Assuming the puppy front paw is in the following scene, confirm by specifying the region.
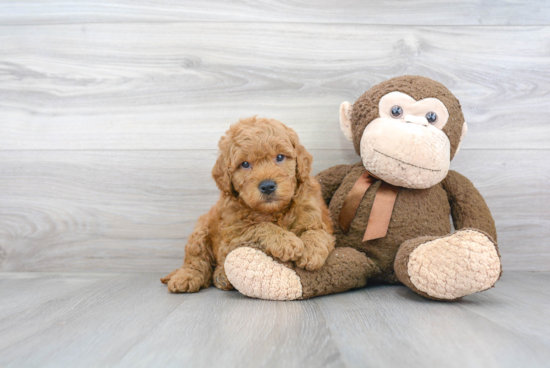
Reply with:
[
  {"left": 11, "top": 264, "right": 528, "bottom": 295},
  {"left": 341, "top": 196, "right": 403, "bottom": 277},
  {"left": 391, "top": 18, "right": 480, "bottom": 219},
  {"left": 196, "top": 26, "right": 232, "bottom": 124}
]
[
  {"left": 167, "top": 268, "right": 205, "bottom": 293},
  {"left": 213, "top": 265, "right": 234, "bottom": 291},
  {"left": 160, "top": 269, "right": 177, "bottom": 284},
  {"left": 265, "top": 232, "right": 304, "bottom": 263},
  {"left": 295, "top": 251, "right": 326, "bottom": 271},
  {"left": 294, "top": 231, "right": 334, "bottom": 271},
  {"left": 295, "top": 240, "right": 331, "bottom": 271}
]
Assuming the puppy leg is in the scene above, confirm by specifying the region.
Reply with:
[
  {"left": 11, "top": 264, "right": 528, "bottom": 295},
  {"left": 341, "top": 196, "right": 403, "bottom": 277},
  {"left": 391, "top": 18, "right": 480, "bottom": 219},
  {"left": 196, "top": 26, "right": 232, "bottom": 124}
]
[
  {"left": 162, "top": 214, "right": 214, "bottom": 293},
  {"left": 160, "top": 269, "right": 177, "bottom": 284},
  {"left": 264, "top": 229, "right": 305, "bottom": 263},
  {"left": 230, "top": 222, "right": 305, "bottom": 263},
  {"left": 213, "top": 263, "right": 234, "bottom": 291},
  {"left": 295, "top": 229, "right": 335, "bottom": 271}
]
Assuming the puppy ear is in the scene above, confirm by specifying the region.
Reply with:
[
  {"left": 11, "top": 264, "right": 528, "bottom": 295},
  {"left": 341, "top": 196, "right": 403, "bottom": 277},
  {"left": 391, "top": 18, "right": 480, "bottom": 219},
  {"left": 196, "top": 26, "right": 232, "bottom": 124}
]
[
  {"left": 286, "top": 126, "right": 313, "bottom": 182},
  {"left": 296, "top": 143, "right": 313, "bottom": 182},
  {"left": 211, "top": 135, "right": 233, "bottom": 195}
]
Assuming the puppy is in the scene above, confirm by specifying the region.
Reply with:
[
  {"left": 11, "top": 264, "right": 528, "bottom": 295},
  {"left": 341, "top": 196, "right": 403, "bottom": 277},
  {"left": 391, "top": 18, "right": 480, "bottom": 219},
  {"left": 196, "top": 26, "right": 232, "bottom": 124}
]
[{"left": 161, "top": 116, "right": 334, "bottom": 293}]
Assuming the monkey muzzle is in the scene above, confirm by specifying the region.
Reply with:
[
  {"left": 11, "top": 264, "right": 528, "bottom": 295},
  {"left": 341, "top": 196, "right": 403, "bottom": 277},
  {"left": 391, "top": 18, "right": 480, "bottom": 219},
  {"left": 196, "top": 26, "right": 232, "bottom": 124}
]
[{"left": 360, "top": 118, "right": 451, "bottom": 189}]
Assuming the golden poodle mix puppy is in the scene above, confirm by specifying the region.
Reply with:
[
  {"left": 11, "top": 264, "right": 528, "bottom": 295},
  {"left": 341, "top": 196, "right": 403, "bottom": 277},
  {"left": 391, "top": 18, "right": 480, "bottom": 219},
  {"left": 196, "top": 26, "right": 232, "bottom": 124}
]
[{"left": 161, "top": 116, "right": 334, "bottom": 295}]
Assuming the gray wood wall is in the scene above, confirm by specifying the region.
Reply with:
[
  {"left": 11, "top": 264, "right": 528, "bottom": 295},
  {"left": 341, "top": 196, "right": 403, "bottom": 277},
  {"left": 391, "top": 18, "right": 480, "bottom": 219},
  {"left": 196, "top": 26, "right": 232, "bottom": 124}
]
[{"left": 1, "top": 1, "right": 549, "bottom": 272}]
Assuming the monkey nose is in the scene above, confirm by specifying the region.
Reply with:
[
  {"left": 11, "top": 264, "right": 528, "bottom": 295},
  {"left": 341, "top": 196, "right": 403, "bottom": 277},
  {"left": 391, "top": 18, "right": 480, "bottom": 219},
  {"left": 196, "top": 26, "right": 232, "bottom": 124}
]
[{"left": 404, "top": 114, "right": 429, "bottom": 126}]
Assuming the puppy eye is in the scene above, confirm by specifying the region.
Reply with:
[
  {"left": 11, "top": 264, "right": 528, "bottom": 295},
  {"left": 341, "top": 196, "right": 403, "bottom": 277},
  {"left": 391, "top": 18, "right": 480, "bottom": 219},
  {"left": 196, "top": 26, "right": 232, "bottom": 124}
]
[
  {"left": 276, "top": 154, "right": 285, "bottom": 163},
  {"left": 425, "top": 112, "right": 438, "bottom": 124},
  {"left": 390, "top": 106, "right": 403, "bottom": 118},
  {"left": 241, "top": 161, "right": 251, "bottom": 169}
]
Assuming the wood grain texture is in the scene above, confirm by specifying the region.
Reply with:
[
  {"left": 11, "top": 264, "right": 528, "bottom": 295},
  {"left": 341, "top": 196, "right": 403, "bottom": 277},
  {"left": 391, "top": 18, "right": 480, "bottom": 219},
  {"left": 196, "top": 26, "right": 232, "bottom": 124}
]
[
  {"left": 0, "top": 149, "right": 547, "bottom": 272},
  {"left": 1, "top": 1, "right": 549, "bottom": 25},
  {"left": 0, "top": 272, "right": 116, "bottom": 319},
  {"left": 0, "top": 272, "right": 548, "bottom": 368},
  {"left": 0, "top": 273, "right": 187, "bottom": 366},
  {"left": 315, "top": 273, "right": 550, "bottom": 368},
  {"left": 457, "top": 272, "right": 550, "bottom": 345},
  {"left": 1, "top": 23, "right": 549, "bottom": 150},
  {"left": 0, "top": 3, "right": 548, "bottom": 274},
  {"left": 118, "top": 283, "right": 344, "bottom": 368}
]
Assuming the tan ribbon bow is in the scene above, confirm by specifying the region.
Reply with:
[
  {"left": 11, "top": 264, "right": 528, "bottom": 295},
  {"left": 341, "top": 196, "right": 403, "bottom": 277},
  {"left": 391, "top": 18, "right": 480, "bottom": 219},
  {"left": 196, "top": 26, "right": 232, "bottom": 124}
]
[{"left": 338, "top": 171, "right": 399, "bottom": 242}]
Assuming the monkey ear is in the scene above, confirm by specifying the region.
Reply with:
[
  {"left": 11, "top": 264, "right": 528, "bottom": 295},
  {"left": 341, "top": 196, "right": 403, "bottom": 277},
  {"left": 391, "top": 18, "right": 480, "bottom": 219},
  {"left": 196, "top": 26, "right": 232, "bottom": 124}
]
[
  {"left": 211, "top": 136, "right": 234, "bottom": 196},
  {"left": 454, "top": 121, "right": 468, "bottom": 156},
  {"left": 339, "top": 101, "right": 354, "bottom": 142}
]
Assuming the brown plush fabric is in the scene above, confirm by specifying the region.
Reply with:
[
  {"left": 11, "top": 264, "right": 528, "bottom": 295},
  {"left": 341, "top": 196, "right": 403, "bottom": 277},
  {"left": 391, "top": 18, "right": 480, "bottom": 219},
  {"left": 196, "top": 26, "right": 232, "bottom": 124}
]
[
  {"left": 442, "top": 171, "right": 497, "bottom": 241},
  {"left": 310, "top": 163, "right": 499, "bottom": 294},
  {"left": 294, "top": 247, "right": 379, "bottom": 299},
  {"left": 297, "top": 76, "right": 499, "bottom": 300},
  {"left": 319, "top": 162, "right": 452, "bottom": 280},
  {"left": 225, "top": 76, "right": 500, "bottom": 302},
  {"left": 315, "top": 164, "right": 354, "bottom": 206},
  {"left": 351, "top": 75, "right": 465, "bottom": 159}
]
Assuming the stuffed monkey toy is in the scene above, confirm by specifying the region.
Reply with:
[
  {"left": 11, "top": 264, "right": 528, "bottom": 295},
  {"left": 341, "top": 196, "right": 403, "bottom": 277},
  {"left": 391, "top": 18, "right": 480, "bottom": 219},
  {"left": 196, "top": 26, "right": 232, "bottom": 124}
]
[{"left": 224, "top": 75, "right": 502, "bottom": 301}]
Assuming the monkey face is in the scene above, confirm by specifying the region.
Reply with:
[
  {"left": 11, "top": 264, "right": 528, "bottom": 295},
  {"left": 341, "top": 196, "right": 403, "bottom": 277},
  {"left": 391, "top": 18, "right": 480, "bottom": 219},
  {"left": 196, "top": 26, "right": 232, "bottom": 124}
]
[
  {"left": 359, "top": 92, "right": 451, "bottom": 188},
  {"left": 340, "top": 76, "right": 468, "bottom": 189}
]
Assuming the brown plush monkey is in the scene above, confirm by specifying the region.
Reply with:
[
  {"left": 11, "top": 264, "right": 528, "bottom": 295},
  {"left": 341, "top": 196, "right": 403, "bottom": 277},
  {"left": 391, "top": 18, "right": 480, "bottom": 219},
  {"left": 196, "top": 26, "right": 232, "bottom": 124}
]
[{"left": 224, "top": 75, "right": 502, "bottom": 301}]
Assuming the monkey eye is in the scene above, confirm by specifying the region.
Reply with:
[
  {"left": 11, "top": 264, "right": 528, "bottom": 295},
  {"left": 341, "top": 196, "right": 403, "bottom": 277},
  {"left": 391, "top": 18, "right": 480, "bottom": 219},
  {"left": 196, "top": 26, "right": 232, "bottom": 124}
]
[
  {"left": 241, "top": 161, "right": 251, "bottom": 169},
  {"left": 425, "top": 112, "right": 438, "bottom": 124},
  {"left": 276, "top": 154, "right": 285, "bottom": 163},
  {"left": 390, "top": 105, "right": 403, "bottom": 118}
]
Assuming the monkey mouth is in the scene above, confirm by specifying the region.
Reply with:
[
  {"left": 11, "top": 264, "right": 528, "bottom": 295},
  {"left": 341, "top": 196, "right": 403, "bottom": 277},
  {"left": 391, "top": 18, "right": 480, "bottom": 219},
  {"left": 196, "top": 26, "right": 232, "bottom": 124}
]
[{"left": 373, "top": 149, "right": 441, "bottom": 172}]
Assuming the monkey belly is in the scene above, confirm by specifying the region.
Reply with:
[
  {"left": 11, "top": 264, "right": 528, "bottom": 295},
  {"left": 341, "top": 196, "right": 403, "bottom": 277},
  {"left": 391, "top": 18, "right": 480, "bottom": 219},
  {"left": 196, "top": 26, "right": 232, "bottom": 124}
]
[{"left": 328, "top": 165, "right": 452, "bottom": 281}]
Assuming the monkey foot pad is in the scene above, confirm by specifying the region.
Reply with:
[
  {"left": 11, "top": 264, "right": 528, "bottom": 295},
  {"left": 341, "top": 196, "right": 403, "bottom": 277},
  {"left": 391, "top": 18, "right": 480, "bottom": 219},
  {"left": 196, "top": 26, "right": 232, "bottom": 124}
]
[
  {"left": 225, "top": 247, "right": 303, "bottom": 300},
  {"left": 408, "top": 230, "right": 501, "bottom": 300}
]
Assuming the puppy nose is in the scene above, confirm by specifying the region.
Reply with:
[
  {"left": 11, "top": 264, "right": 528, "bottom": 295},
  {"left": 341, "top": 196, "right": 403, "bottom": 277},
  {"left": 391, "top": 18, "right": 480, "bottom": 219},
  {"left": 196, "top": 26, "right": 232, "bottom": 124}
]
[{"left": 259, "top": 180, "right": 277, "bottom": 195}]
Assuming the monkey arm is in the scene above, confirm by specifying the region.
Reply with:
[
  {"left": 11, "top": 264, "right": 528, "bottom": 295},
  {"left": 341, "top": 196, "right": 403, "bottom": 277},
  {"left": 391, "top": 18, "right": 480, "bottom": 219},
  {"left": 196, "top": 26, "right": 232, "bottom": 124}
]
[
  {"left": 441, "top": 170, "right": 497, "bottom": 241},
  {"left": 315, "top": 164, "right": 353, "bottom": 206}
]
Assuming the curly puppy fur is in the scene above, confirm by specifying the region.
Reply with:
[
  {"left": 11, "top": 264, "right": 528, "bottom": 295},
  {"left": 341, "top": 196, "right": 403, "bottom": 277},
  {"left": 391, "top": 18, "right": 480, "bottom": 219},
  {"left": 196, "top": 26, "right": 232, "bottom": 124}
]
[{"left": 161, "top": 116, "right": 335, "bottom": 293}]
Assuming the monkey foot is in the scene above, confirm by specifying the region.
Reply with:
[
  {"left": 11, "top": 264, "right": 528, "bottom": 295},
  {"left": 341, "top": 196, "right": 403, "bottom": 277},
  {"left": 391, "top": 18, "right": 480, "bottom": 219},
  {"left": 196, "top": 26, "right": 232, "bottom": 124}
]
[
  {"left": 225, "top": 247, "right": 303, "bottom": 301},
  {"left": 402, "top": 229, "right": 502, "bottom": 300}
]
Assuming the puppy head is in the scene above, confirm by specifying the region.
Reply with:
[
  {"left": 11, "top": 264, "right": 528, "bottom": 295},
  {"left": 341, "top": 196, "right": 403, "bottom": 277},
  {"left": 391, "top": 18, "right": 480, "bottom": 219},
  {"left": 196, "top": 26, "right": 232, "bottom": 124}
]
[{"left": 212, "top": 116, "right": 312, "bottom": 214}]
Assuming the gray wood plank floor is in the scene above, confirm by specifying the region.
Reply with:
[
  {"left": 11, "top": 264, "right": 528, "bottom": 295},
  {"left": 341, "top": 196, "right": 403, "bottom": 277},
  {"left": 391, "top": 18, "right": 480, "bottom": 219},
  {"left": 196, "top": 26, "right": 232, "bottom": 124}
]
[{"left": 0, "top": 272, "right": 548, "bottom": 368}]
